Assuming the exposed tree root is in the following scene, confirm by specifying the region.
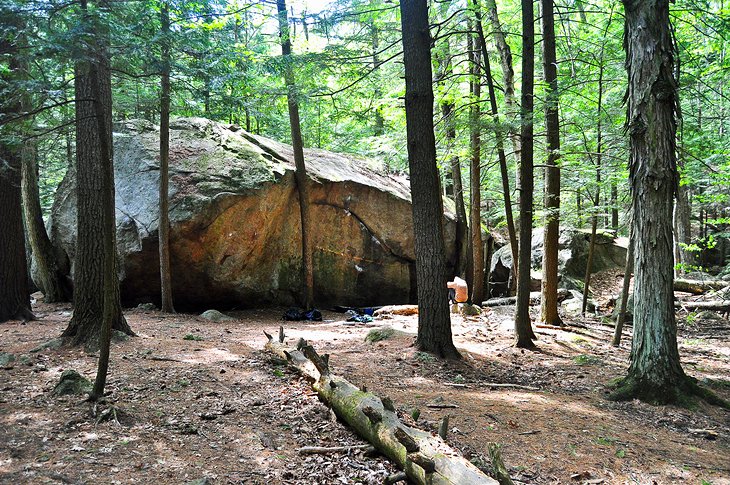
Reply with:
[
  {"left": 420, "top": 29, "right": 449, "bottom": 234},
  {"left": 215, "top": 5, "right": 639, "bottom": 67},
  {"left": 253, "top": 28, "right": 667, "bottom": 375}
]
[{"left": 608, "top": 375, "right": 730, "bottom": 409}]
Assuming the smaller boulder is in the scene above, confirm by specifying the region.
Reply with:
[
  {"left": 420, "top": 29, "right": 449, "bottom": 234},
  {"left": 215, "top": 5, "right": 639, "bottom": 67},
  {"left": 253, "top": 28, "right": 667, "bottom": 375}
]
[
  {"left": 561, "top": 290, "right": 596, "bottom": 315},
  {"left": 199, "top": 310, "right": 235, "bottom": 322},
  {"left": 0, "top": 352, "right": 15, "bottom": 370},
  {"left": 52, "top": 370, "right": 92, "bottom": 397}
]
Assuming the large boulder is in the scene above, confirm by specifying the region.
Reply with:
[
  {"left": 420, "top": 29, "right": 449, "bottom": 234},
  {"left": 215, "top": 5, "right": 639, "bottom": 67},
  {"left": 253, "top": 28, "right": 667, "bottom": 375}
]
[
  {"left": 49, "top": 118, "right": 456, "bottom": 308},
  {"left": 488, "top": 228, "right": 627, "bottom": 297}
]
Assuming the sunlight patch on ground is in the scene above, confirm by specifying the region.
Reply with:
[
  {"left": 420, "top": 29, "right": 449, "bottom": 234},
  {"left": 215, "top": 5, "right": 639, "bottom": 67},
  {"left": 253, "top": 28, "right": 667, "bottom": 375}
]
[{"left": 179, "top": 347, "right": 242, "bottom": 364}]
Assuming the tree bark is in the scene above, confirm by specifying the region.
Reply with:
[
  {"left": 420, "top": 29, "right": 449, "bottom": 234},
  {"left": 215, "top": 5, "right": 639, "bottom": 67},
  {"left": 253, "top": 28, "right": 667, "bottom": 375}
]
[
  {"left": 62, "top": 0, "right": 132, "bottom": 348},
  {"left": 611, "top": 0, "right": 690, "bottom": 404},
  {"left": 277, "top": 0, "right": 315, "bottom": 309},
  {"left": 159, "top": 2, "right": 175, "bottom": 313},
  {"left": 473, "top": 9, "right": 518, "bottom": 292},
  {"left": 436, "top": 39, "right": 468, "bottom": 278},
  {"left": 674, "top": 166, "right": 694, "bottom": 273},
  {"left": 400, "top": 0, "right": 459, "bottom": 359},
  {"left": 539, "top": 0, "right": 563, "bottom": 326},
  {"left": 17, "top": 39, "right": 72, "bottom": 304},
  {"left": 483, "top": 0, "right": 520, "bottom": 160},
  {"left": 514, "top": 0, "right": 537, "bottom": 348},
  {"left": 468, "top": 19, "right": 484, "bottom": 306},
  {"left": 1, "top": 20, "right": 35, "bottom": 323}
]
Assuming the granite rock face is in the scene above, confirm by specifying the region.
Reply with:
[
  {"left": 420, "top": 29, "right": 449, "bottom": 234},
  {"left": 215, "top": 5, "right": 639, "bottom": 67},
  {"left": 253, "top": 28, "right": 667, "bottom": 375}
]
[{"left": 49, "top": 118, "right": 457, "bottom": 308}]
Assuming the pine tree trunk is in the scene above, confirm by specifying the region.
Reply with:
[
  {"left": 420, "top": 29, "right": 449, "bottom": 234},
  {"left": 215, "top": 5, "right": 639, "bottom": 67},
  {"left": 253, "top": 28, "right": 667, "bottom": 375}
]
[
  {"left": 159, "top": 3, "right": 175, "bottom": 313},
  {"left": 400, "top": 0, "right": 459, "bottom": 359},
  {"left": 468, "top": 24, "right": 484, "bottom": 306},
  {"left": 62, "top": 1, "right": 132, "bottom": 347},
  {"left": 483, "top": 0, "right": 520, "bottom": 291},
  {"left": 674, "top": 163, "right": 694, "bottom": 273},
  {"left": 514, "top": 0, "right": 537, "bottom": 348},
  {"left": 612, "top": 227, "right": 634, "bottom": 347},
  {"left": 539, "top": 0, "right": 562, "bottom": 326},
  {"left": 436, "top": 37, "right": 468, "bottom": 278},
  {"left": 18, "top": 49, "right": 72, "bottom": 303},
  {"left": 277, "top": 0, "right": 315, "bottom": 308},
  {"left": 473, "top": 9, "right": 518, "bottom": 295},
  {"left": 613, "top": 0, "right": 688, "bottom": 403},
  {"left": 483, "top": 0, "right": 520, "bottom": 161},
  {"left": 1, "top": 23, "right": 35, "bottom": 323},
  {"left": 442, "top": 101, "right": 468, "bottom": 278}
]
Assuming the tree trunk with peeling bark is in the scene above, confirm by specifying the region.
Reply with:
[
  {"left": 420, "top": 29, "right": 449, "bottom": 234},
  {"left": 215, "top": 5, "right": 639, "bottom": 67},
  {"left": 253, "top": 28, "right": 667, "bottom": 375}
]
[{"left": 611, "top": 0, "right": 695, "bottom": 404}]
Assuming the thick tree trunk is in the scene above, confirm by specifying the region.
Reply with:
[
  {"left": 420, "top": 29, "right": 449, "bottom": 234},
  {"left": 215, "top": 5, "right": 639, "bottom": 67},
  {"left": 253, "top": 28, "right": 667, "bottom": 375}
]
[
  {"left": 1, "top": 24, "right": 35, "bottom": 323},
  {"left": 277, "top": 0, "right": 315, "bottom": 308},
  {"left": 159, "top": 3, "right": 175, "bottom": 313},
  {"left": 0, "top": 150, "right": 33, "bottom": 323},
  {"left": 468, "top": 25, "right": 484, "bottom": 306},
  {"left": 264, "top": 333, "right": 494, "bottom": 484},
  {"left": 514, "top": 0, "right": 537, "bottom": 348},
  {"left": 611, "top": 0, "right": 689, "bottom": 404},
  {"left": 400, "top": 0, "right": 459, "bottom": 359},
  {"left": 62, "top": 2, "right": 132, "bottom": 347},
  {"left": 539, "top": 0, "right": 562, "bottom": 326}
]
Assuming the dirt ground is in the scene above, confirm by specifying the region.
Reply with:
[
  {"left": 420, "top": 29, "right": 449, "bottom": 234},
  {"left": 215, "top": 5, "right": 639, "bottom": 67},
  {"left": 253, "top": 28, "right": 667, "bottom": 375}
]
[{"left": 1, "top": 270, "right": 729, "bottom": 485}]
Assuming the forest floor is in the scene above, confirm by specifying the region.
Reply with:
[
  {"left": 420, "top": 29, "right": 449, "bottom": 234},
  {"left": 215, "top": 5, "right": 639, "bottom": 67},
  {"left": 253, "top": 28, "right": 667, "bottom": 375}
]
[{"left": 1, "top": 269, "right": 729, "bottom": 485}]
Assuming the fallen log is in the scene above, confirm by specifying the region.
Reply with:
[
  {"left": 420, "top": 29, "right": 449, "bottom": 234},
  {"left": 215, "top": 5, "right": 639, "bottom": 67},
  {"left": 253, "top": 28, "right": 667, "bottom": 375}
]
[
  {"left": 483, "top": 289, "right": 569, "bottom": 307},
  {"left": 264, "top": 329, "right": 496, "bottom": 485},
  {"left": 674, "top": 279, "right": 729, "bottom": 295},
  {"left": 675, "top": 300, "right": 730, "bottom": 312}
]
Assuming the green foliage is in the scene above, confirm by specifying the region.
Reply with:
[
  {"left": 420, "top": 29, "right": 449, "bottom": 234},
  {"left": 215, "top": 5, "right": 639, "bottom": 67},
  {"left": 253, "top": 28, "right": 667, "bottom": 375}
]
[{"left": 183, "top": 333, "right": 204, "bottom": 341}]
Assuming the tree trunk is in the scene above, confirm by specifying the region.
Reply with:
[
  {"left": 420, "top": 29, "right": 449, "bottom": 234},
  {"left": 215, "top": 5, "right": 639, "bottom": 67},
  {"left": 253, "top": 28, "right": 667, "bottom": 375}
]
[
  {"left": 400, "top": 0, "right": 459, "bottom": 359},
  {"left": 612, "top": 233, "right": 634, "bottom": 347},
  {"left": 583, "top": 17, "right": 610, "bottom": 316},
  {"left": 611, "top": 0, "right": 690, "bottom": 404},
  {"left": 674, "top": 167, "right": 694, "bottom": 273},
  {"left": 277, "top": 0, "right": 315, "bottom": 308},
  {"left": 437, "top": 39, "right": 468, "bottom": 278},
  {"left": 159, "top": 2, "right": 175, "bottom": 313},
  {"left": 483, "top": 0, "right": 520, "bottom": 160},
  {"left": 1, "top": 21, "right": 35, "bottom": 323},
  {"left": 514, "top": 0, "right": 537, "bottom": 348},
  {"left": 18, "top": 50, "right": 72, "bottom": 303},
  {"left": 582, "top": 216, "right": 599, "bottom": 315},
  {"left": 62, "top": 0, "right": 132, "bottom": 348},
  {"left": 468, "top": 22, "right": 484, "bottom": 306},
  {"left": 474, "top": 9, "right": 518, "bottom": 291},
  {"left": 539, "top": 0, "right": 562, "bottom": 326}
]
